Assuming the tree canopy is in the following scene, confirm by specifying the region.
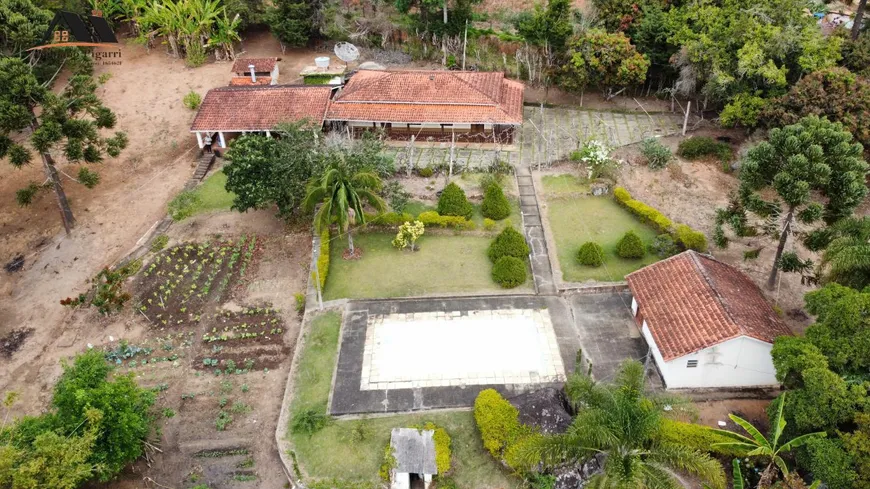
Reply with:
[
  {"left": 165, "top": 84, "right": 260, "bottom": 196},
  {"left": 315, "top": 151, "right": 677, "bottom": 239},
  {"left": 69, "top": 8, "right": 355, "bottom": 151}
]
[
  {"left": 560, "top": 29, "right": 650, "bottom": 98},
  {"left": 732, "top": 115, "right": 867, "bottom": 288},
  {"left": 665, "top": 0, "right": 841, "bottom": 125},
  {"left": 771, "top": 284, "right": 870, "bottom": 489},
  {"left": 0, "top": 57, "right": 127, "bottom": 233},
  {"left": 0, "top": 349, "right": 155, "bottom": 487}
]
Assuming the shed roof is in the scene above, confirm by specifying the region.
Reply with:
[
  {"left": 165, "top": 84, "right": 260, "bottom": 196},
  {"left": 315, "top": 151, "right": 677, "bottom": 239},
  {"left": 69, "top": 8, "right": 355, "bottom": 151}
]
[
  {"left": 228, "top": 76, "right": 272, "bottom": 86},
  {"left": 190, "top": 85, "right": 333, "bottom": 132},
  {"left": 626, "top": 250, "right": 792, "bottom": 361},
  {"left": 325, "top": 70, "right": 524, "bottom": 125},
  {"left": 390, "top": 428, "right": 437, "bottom": 475},
  {"left": 232, "top": 57, "right": 277, "bottom": 73}
]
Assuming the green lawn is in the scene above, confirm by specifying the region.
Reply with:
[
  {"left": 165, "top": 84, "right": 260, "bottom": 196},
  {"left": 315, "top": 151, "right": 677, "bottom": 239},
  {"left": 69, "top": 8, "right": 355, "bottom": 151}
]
[
  {"left": 322, "top": 233, "right": 532, "bottom": 300},
  {"left": 543, "top": 182, "right": 660, "bottom": 282},
  {"left": 288, "top": 312, "right": 519, "bottom": 489},
  {"left": 193, "top": 170, "right": 235, "bottom": 213},
  {"left": 541, "top": 174, "right": 590, "bottom": 196}
]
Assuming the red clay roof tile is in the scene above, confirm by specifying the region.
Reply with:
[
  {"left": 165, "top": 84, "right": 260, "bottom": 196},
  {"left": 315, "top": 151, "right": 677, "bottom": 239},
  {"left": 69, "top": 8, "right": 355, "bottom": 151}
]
[
  {"left": 325, "top": 70, "right": 524, "bottom": 125},
  {"left": 626, "top": 251, "right": 792, "bottom": 361},
  {"left": 190, "top": 85, "right": 333, "bottom": 132},
  {"left": 231, "top": 57, "right": 277, "bottom": 73}
]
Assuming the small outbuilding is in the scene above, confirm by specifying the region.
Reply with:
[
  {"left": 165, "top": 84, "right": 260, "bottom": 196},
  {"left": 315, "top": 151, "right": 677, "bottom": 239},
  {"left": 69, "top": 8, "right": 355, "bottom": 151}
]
[
  {"left": 230, "top": 57, "right": 279, "bottom": 85},
  {"left": 626, "top": 250, "right": 792, "bottom": 390},
  {"left": 390, "top": 428, "right": 437, "bottom": 489}
]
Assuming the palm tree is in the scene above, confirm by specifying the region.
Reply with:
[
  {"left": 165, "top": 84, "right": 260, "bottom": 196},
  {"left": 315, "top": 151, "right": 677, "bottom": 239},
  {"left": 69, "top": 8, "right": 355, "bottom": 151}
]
[
  {"left": 518, "top": 361, "right": 726, "bottom": 489},
  {"left": 711, "top": 394, "right": 826, "bottom": 489},
  {"left": 821, "top": 217, "right": 870, "bottom": 290},
  {"left": 303, "top": 159, "right": 385, "bottom": 255}
]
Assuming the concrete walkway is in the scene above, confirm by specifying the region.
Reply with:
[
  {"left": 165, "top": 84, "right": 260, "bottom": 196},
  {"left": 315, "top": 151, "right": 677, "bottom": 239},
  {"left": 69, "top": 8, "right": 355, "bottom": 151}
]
[{"left": 516, "top": 166, "right": 557, "bottom": 295}]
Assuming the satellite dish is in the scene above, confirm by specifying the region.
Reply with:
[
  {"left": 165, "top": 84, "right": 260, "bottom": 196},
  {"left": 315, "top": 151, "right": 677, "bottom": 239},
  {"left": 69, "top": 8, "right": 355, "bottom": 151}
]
[{"left": 334, "top": 42, "right": 360, "bottom": 65}]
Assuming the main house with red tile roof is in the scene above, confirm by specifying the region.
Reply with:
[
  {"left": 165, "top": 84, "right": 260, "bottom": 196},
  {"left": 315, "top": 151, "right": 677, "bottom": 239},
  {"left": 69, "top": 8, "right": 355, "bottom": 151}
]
[
  {"left": 626, "top": 250, "right": 792, "bottom": 389},
  {"left": 190, "top": 69, "right": 524, "bottom": 151},
  {"left": 324, "top": 70, "right": 524, "bottom": 143}
]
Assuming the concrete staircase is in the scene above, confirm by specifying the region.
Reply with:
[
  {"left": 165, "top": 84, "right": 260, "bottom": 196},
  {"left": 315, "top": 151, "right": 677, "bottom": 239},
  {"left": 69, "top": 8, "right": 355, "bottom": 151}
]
[
  {"left": 515, "top": 166, "right": 557, "bottom": 295},
  {"left": 193, "top": 152, "right": 216, "bottom": 181}
]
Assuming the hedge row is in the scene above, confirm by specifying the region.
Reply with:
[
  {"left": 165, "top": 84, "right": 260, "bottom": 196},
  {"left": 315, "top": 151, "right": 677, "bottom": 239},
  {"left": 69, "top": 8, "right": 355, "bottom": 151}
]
[
  {"left": 657, "top": 419, "right": 748, "bottom": 458},
  {"left": 613, "top": 187, "right": 707, "bottom": 252},
  {"left": 364, "top": 211, "right": 475, "bottom": 230},
  {"left": 418, "top": 211, "right": 476, "bottom": 230},
  {"left": 312, "top": 228, "right": 329, "bottom": 290}
]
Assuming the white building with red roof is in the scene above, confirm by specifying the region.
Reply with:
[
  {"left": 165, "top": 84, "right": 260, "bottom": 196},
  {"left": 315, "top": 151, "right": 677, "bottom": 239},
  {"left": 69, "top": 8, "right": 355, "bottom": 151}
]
[
  {"left": 189, "top": 85, "right": 334, "bottom": 151},
  {"left": 626, "top": 250, "right": 792, "bottom": 389},
  {"left": 325, "top": 70, "right": 524, "bottom": 143}
]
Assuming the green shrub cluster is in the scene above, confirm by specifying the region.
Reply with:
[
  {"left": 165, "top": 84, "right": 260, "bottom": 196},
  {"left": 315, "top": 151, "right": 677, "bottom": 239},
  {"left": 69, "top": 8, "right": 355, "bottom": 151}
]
[
  {"left": 417, "top": 211, "right": 475, "bottom": 230},
  {"left": 365, "top": 211, "right": 414, "bottom": 227},
  {"left": 613, "top": 187, "right": 708, "bottom": 253},
  {"left": 379, "top": 444, "right": 396, "bottom": 482},
  {"left": 675, "top": 224, "right": 708, "bottom": 252},
  {"left": 418, "top": 166, "right": 434, "bottom": 177},
  {"left": 613, "top": 186, "right": 673, "bottom": 233},
  {"left": 150, "top": 234, "right": 169, "bottom": 252},
  {"left": 577, "top": 242, "right": 604, "bottom": 266},
  {"left": 657, "top": 419, "right": 748, "bottom": 458},
  {"left": 677, "top": 136, "right": 733, "bottom": 162},
  {"left": 437, "top": 182, "right": 473, "bottom": 219},
  {"left": 488, "top": 226, "right": 530, "bottom": 262},
  {"left": 312, "top": 228, "right": 330, "bottom": 290},
  {"left": 168, "top": 190, "right": 202, "bottom": 221},
  {"left": 648, "top": 234, "right": 679, "bottom": 258},
  {"left": 492, "top": 256, "right": 527, "bottom": 288},
  {"left": 481, "top": 183, "right": 512, "bottom": 220},
  {"left": 183, "top": 91, "right": 202, "bottom": 110},
  {"left": 415, "top": 422, "right": 452, "bottom": 474},
  {"left": 616, "top": 231, "right": 645, "bottom": 259},
  {"left": 474, "top": 389, "right": 524, "bottom": 457},
  {"left": 640, "top": 137, "right": 673, "bottom": 170}
]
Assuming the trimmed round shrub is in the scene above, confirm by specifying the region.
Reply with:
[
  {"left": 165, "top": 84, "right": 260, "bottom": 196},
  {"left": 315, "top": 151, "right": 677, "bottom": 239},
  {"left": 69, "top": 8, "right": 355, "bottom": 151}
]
[
  {"left": 648, "top": 234, "right": 678, "bottom": 258},
  {"left": 492, "top": 256, "right": 527, "bottom": 288},
  {"left": 615, "top": 231, "right": 645, "bottom": 259},
  {"left": 418, "top": 166, "right": 434, "bottom": 177},
  {"left": 488, "top": 226, "right": 530, "bottom": 263},
  {"left": 437, "top": 182, "right": 473, "bottom": 219},
  {"left": 481, "top": 183, "right": 511, "bottom": 220},
  {"left": 576, "top": 242, "right": 604, "bottom": 267}
]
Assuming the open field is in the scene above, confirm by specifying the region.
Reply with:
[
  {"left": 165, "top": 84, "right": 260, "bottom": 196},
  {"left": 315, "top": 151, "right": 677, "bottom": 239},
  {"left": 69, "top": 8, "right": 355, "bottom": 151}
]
[
  {"left": 322, "top": 232, "right": 533, "bottom": 300},
  {"left": 541, "top": 177, "right": 660, "bottom": 282},
  {"left": 287, "top": 312, "right": 521, "bottom": 489}
]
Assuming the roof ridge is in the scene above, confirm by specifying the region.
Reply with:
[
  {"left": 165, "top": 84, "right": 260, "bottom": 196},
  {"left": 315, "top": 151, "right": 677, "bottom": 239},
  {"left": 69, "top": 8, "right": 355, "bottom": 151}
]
[
  {"left": 337, "top": 70, "right": 391, "bottom": 99},
  {"left": 450, "top": 72, "right": 502, "bottom": 105},
  {"left": 687, "top": 251, "right": 744, "bottom": 334}
]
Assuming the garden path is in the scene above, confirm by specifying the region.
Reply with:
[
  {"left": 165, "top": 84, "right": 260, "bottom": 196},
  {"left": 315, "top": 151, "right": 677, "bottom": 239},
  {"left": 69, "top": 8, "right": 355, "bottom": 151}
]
[{"left": 516, "top": 165, "right": 558, "bottom": 295}]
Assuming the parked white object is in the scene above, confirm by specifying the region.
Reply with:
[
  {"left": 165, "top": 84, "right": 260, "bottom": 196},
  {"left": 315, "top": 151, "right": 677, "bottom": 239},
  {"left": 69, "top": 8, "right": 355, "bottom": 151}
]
[{"left": 315, "top": 56, "right": 330, "bottom": 68}]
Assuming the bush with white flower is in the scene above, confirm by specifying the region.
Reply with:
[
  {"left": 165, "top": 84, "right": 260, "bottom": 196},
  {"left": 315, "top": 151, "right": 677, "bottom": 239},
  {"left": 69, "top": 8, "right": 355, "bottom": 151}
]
[{"left": 573, "top": 140, "right": 618, "bottom": 180}]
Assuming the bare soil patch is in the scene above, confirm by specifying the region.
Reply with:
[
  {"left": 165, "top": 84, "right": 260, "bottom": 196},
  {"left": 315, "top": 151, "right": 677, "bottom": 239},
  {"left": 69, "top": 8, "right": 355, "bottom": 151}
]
[{"left": 613, "top": 130, "right": 816, "bottom": 333}]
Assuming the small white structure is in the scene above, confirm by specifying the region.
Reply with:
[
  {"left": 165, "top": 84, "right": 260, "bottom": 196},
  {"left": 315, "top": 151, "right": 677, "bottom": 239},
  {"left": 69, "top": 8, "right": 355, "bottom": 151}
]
[
  {"left": 229, "top": 57, "right": 279, "bottom": 85},
  {"left": 625, "top": 251, "right": 792, "bottom": 389},
  {"left": 390, "top": 428, "right": 437, "bottom": 489}
]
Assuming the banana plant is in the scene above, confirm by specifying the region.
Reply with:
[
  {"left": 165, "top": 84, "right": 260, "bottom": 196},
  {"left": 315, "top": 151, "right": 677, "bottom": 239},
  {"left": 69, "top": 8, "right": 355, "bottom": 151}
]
[{"left": 711, "top": 394, "right": 826, "bottom": 489}]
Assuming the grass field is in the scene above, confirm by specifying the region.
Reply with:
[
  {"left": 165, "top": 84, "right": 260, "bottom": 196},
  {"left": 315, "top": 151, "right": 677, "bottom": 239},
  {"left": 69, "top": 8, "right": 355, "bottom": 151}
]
[
  {"left": 541, "top": 174, "right": 590, "bottom": 195},
  {"left": 169, "top": 170, "right": 236, "bottom": 221},
  {"left": 322, "top": 232, "right": 532, "bottom": 300},
  {"left": 542, "top": 179, "right": 660, "bottom": 282},
  {"left": 288, "top": 312, "right": 519, "bottom": 489}
]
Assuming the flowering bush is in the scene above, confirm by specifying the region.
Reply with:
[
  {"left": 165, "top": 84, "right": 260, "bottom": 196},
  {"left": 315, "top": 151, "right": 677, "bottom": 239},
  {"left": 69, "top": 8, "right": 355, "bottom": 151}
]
[
  {"left": 392, "top": 220, "right": 425, "bottom": 251},
  {"left": 575, "top": 140, "right": 617, "bottom": 179}
]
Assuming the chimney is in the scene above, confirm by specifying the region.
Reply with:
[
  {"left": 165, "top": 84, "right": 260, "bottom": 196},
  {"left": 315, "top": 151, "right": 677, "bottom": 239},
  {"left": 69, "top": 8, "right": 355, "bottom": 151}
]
[{"left": 249, "top": 64, "right": 256, "bottom": 83}]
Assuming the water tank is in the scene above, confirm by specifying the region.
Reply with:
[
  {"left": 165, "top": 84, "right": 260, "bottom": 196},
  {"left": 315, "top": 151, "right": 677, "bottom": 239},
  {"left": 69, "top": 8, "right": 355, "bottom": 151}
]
[{"left": 314, "top": 57, "right": 330, "bottom": 68}]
